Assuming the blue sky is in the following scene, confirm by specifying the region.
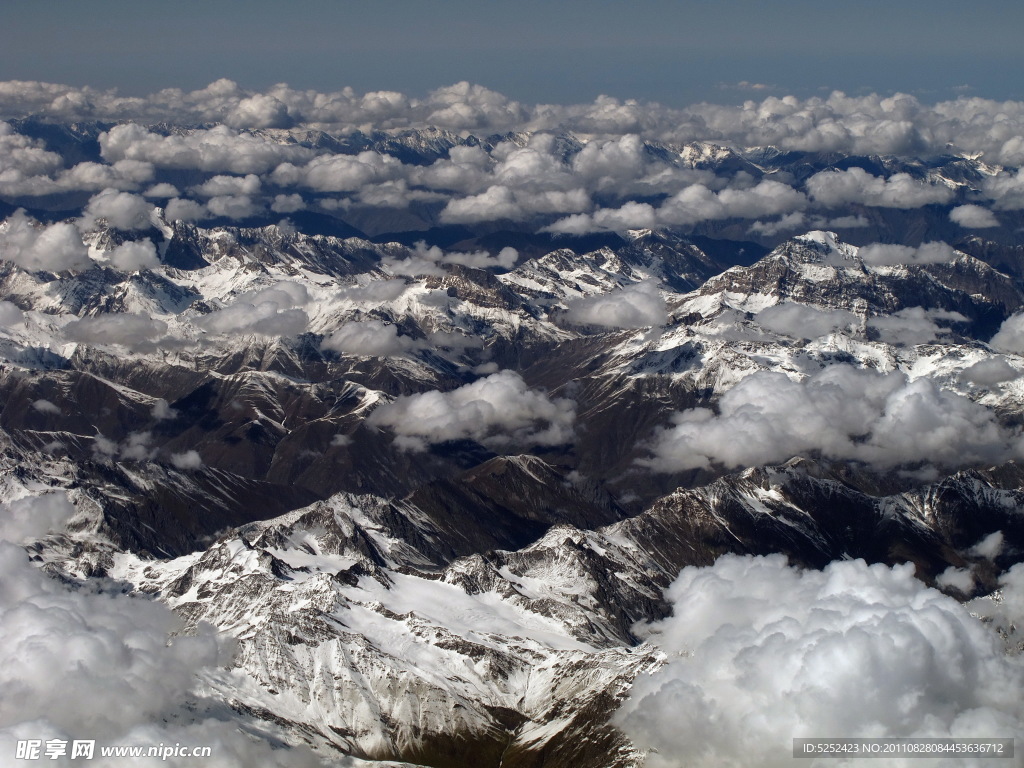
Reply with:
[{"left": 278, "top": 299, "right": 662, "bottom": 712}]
[{"left": 3, "top": 0, "right": 1022, "bottom": 105}]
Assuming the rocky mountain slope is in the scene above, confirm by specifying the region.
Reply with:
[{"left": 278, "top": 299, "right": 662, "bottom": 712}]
[{"left": 2, "top": 105, "right": 1024, "bottom": 765}]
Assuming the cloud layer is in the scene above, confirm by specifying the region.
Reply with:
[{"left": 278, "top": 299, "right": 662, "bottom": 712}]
[
  {"left": 367, "top": 370, "right": 575, "bottom": 451},
  {"left": 616, "top": 555, "right": 1024, "bottom": 768},
  {"left": 0, "top": 494, "right": 320, "bottom": 767},
  {"left": 641, "top": 366, "right": 1021, "bottom": 473}
]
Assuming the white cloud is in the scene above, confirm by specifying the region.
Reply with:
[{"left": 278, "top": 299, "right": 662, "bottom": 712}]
[
  {"left": 615, "top": 554, "right": 1024, "bottom": 768},
  {"left": 982, "top": 170, "right": 1024, "bottom": 210},
  {"left": 321, "top": 319, "right": 418, "bottom": 357},
  {"left": 106, "top": 239, "right": 160, "bottom": 271},
  {"left": 0, "top": 210, "right": 91, "bottom": 272},
  {"left": 119, "top": 431, "right": 157, "bottom": 461},
  {"left": 225, "top": 93, "right": 292, "bottom": 129},
  {"left": 936, "top": 566, "right": 975, "bottom": 593},
  {"left": 969, "top": 531, "right": 1004, "bottom": 560},
  {"left": 444, "top": 245, "right": 518, "bottom": 270},
  {"left": 868, "top": 307, "right": 967, "bottom": 345},
  {"left": 164, "top": 197, "right": 208, "bottom": 222},
  {"left": 806, "top": 168, "right": 954, "bottom": 209},
  {"left": 543, "top": 201, "right": 657, "bottom": 235},
  {"left": 100, "top": 123, "right": 312, "bottom": 175},
  {"left": 4, "top": 81, "right": 1024, "bottom": 166},
  {"left": 151, "top": 399, "right": 177, "bottom": 420},
  {"left": 31, "top": 399, "right": 60, "bottom": 415},
  {"left": 825, "top": 214, "right": 870, "bottom": 228},
  {"left": 0, "top": 121, "right": 62, "bottom": 183},
  {"left": 563, "top": 280, "right": 666, "bottom": 329},
  {"left": 546, "top": 180, "right": 807, "bottom": 234},
  {"left": 641, "top": 366, "right": 1020, "bottom": 473},
  {"left": 440, "top": 185, "right": 522, "bottom": 223},
  {"left": 190, "top": 173, "right": 261, "bottom": 199},
  {"left": 0, "top": 493, "right": 320, "bottom": 767},
  {"left": 425, "top": 81, "right": 526, "bottom": 130},
  {"left": 143, "top": 182, "right": 179, "bottom": 198},
  {"left": 961, "top": 357, "right": 1019, "bottom": 386},
  {"left": 367, "top": 370, "right": 575, "bottom": 451},
  {"left": 205, "top": 194, "right": 261, "bottom": 219},
  {"left": 337, "top": 279, "right": 408, "bottom": 303},
  {"left": 755, "top": 303, "right": 858, "bottom": 339},
  {"left": 989, "top": 313, "right": 1024, "bottom": 355},
  {"left": 91, "top": 431, "right": 156, "bottom": 462},
  {"left": 170, "top": 450, "right": 203, "bottom": 470},
  {"left": 0, "top": 300, "right": 24, "bottom": 327},
  {"left": 274, "top": 150, "right": 404, "bottom": 193},
  {"left": 195, "top": 282, "right": 309, "bottom": 338},
  {"left": 270, "top": 193, "right": 305, "bottom": 214},
  {"left": 857, "top": 241, "right": 959, "bottom": 266},
  {"left": 0, "top": 492, "right": 75, "bottom": 543},
  {"left": 64, "top": 314, "right": 168, "bottom": 350},
  {"left": 950, "top": 204, "right": 999, "bottom": 228},
  {"left": 80, "top": 188, "right": 156, "bottom": 231},
  {"left": 748, "top": 211, "right": 807, "bottom": 237}
]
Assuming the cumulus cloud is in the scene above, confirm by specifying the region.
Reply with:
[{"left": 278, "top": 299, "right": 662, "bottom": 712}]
[
  {"left": 367, "top": 370, "right": 575, "bottom": 451},
  {"left": 988, "top": 313, "right": 1024, "bottom": 355},
  {"left": 748, "top": 211, "right": 807, "bottom": 237},
  {"left": 152, "top": 399, "right": 177, "bottom": 420},
  {"left": 0, "top": 210, "right": 91, "bottom": 272},
  {"left": 950, "top": 204, "right": 999, "bottom": 229},
  {"left": 440, "top": 185, "right": 523, "bottom": 223},
  {"left": 857, "top": 241, "right": 959, "bottom": 266},
  {"left": 4, "top": 80, "right": 1024, "bottom": 165},
  {"left": 92, "top": 431, "right": 157, "bottom": 462},
  {"left": 0, "top": 300, "right": 24, "bottom": 327},
  {"left": 641, "top": 365, "right": 1020, "bottom": 473},
  {"left": 337, "top": 278, "right": 408, "bottom": 304},
  {"left": 0, "top": 493, "right": 320, "bottom": 767},
  {"left": 143, "top": 182, "right": 180, "bottom": 198},
  {"left": 225, "top": 93, "right": 292, "bottom": 129},
  {"left": 164, "top": 197, "right": 208, "bottom": 222},
  {"left": 0, "top": 121, "right": 62, "bottom": 186},
  {"left": 271, "top": 193, "right": 305, "bottom": 214},
  {"left": 425, "top": 81, "right": 526, "bottom": 129},
  {"left": 806, "top": 168, "right": 954, "bottom": 209},
  {"left": 170, "top": 450, "right": 203, "bottom": 470},
  {"left": 981, "top": 170, "right": 1024, "bottom": 210},
  {"left": 936, "top": 565, "right": 975, "bottom": 593},
  {"left": 64, "top": 314, "right": 168, "bottom": 350},
  {"left": 80, "top": 189, "right": 156, "bottom": 231},
  {"left": 443, "top": 246, "right": 518, "bottom": 270},
  {"left": 321, "top": 319, "right": 418, "bottom": 357},
  {"left": 755, "top": 303, "right": 858, "bottom": 339},
  {"left": 191, "top": 173, "right": 261, "bottom": 199},
  {"left": 969, "top": 531, "right": 1004, "bottom": 560},
  {"left": 563, "top": 280, "right": 666, "bottom": 329},
  {"left": 546, "top": 180, "right": 807, "bottom": 234},
  {"left": 105, "top": 239, "right": 160, "bottom": 271},
  {"left": 31, "top": 399, "right": 60, "bottom": 415},
  {"left": 0, "top": 492, "right": 75, "bottom": 544},
  {"left": 273, "top": 151, "right": 405, "bottom": 193},
  {"left": 100, "top": 123, "right": 312, "bottom": 175},
  {"left": 205, "top": 194, "right": 261, "bottom": 219},
  {"left": 615, "top": 554, "right": 1024, "bottom": 768},
  {"left": 195, "top": 282, "right": 309, "bottom": 338},
  {"left": 868, "top": 307, "right": 967, "bottom": 345},
  {"left": 379, "top": 242, "right": 518, "bottom": 276},
  {"left": 961, "top": 357, "right": 1019, "bottom": 386}
]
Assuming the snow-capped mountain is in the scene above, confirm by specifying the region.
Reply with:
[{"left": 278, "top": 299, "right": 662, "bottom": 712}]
[{"left": 3, "top": 102, "right": 1024, "bottom": 766}]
